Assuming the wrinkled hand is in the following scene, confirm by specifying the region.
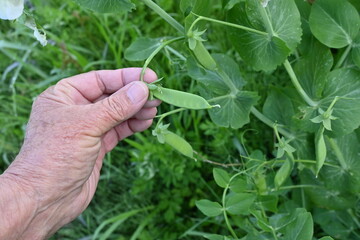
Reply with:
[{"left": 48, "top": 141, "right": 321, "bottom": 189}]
[{"left": 1, "top": 68, "right": 160, "bottom": 239}]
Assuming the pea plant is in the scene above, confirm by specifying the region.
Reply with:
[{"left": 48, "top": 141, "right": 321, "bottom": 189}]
[{"left": 75, "top": 0, "right": 360, "bottom": 239}]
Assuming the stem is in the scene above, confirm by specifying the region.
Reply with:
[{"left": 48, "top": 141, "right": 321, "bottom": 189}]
[
  {"left": 155, "top": 108, "right": 186, "bottom": 128},
  {"left": 217, "top": 68, "right": 239, "bottom": 95},
  {"left": 140, "top": 0, "right": 184, "bottom": 34},
  {"left": 250, "top": 107, "right": 294, "bottom": 139},
  {"left": 222, "top": 173, "right": 243, "bottom": 239},
  {"left": 334, "top": 44, "right": 352, "bottom": 69},
  {"left": 327, "top": 138, "right": 348, "bottom": 170},
  {"left": 141, "top": 37, "right": 184, "bottom": 81},
  {"left": 188, "top": 15, "right": 268, "bottom": 36},
  {"left": 283, "top": 59, "right": 318, "bottom": 107},
  {"left": 258, "top": 5, "right": 275, "bottom": 36},
  {"left": 272, "top": 184, "right": 321, "bottom": 192}
]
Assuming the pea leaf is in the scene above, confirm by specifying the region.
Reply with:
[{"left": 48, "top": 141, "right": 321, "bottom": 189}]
[
  {"left": 188, "top": 54, "right": 259, "bottom": 129},
  {"left": 351, "top": 33, "right": 360, "bottom": 69},
  {"left": 320, "top": 69, "right": 360, "bottom": 137},
  {"left": 258, "top": 195, "right": 278, "bottom": 213},
  {"left": 263, "top": 89, "right": 295, "bottom": 127},
  {"left": 74, "top": 0, "right": 135, "bottom": 13},
  {"left": 227, "top": 0, "right": 302, "bottom": 71},
  {"left": 203, "top": 234, "right": 233, "bottom": 240},
  {"left": 229, "top": 176, "right": 247, "bottom": 193},
  {"left": 125, "top": 38, "right": 161, "bottom": 61},
  {"left": 225, "top": 193, "right": 256, "bottom": 215},
  {"left": 300, "top": 169, "right": 357, "bottom": 210},
  {"left": 213, "top": 168, "right": 230, "bottom": 188},
  {"left": 314, "top": 208, "right": 354, "bottom": 239},
  {"left": 319, "top": 237, "right": 334, "bottom": 240},
  {"left": 309, "top": 0, "right": 360, "bottom": 48},
  {"left": 283, "top": 211, "right": 313, "bottom": 240},
  {"left": 294, "top": 41, "right": 333, "bottom": 100},
  {"left": 195, "top": 199, "right": 223, "bottom": 217},
  {"left": 322, "top": 133, "right": 360, "bottom": 194}
]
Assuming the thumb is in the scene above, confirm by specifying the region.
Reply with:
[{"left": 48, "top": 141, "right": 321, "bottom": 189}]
[{"left": 91, "top": 81, "right": 149, "bottom": 134}]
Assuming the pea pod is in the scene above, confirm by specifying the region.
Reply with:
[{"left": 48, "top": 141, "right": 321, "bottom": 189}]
[
  {"left": 274, "top": 157, "right": 294, "bottom": 189},
  {"left": 152, "top": 86, "right": 214, "bottom": 110},
  {"left": 315, "top": 126, "right": 326, "bottom": 176},
  {"left": 163, "top": 131, "right": 194, "bottom": 158},
  {"left": 192, "top": 40, "right": 217, "bottom": 70}
]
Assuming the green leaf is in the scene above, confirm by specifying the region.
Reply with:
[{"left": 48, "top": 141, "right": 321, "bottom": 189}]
[
  {"left": 263, "top": 89, "right": 295, "bottom": 127},
  {"left": 213, "top": 168, "right": 230, "bottom": 188},
  {"left": 227, "top": 0, "right": 302, "bottom": 71},
  {"left": 323, "top": 133, "right": 360, "bottom": 194},
  {"left": 124, "top": 38, "right": 161, "bottom": 61},
  {"left": 74, "top": 0, "right": 135, "bottom": 13},
  {"left": 188, "top": 54, "right": 259, "bottom": 128},
  {"left": 319, "top": 237, "right": 334, "bottom": 240},
  {"left": 283, "top": 211, "right": 313, "bottom": 240},
  {"left": 258, "top": 195, "right": 278, "bottom": 213},
  {"left": 315, "top": 126, "right": 326, "bottom": 176},
  {"left": 320, "top": 69, "right": 360, "bottom": 136},
  {"left": 274, "top": 157, "right": 294, "bottom": 188},
  {"left": 203, "top": 234, "right": 233, "bottom": 240},
  {"left": 351, "top": 33, "right": 360, "bottom": 69},
  {"left": 196, "top": 199, "right": 223, "bottom": 217},
  {"left": 225, "top": 193, "right": 256, "bottom": 215},
  {"left": 300, "top": 169, "right": 357, "bottom": 210},
  {"left": 294, "top": 41, "right": 333, "bottom": 100},
  {"left": 309, "top": 0, "right": 360, "bottom": 48},
  {"left": 229, "top": 176, "right": 247, "bottom": 193},
  {"left": 314, "top": 208, "right": 353, "bottom": 239}
]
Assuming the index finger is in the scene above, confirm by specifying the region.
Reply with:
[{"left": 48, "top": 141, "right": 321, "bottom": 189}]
[{"left": 60, "top": 68, "right": 157, "bottom": 104}]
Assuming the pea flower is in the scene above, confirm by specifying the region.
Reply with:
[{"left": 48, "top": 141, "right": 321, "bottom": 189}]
[{"left": 0, "top": 0, "right": 24, "bottom": 20}]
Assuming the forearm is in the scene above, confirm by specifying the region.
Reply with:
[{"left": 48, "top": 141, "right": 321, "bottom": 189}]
[{"left": 0, "top": 172, "right": 39, "bottom": 239}]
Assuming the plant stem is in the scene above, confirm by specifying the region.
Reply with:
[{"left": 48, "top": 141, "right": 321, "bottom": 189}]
[
  {"left": 222, "top": 173, "right": 243, "bottom": 239},
  {"left": 141, "top": 37, "right": 185, "bottom": 81},
  {"left": 250, "top": 107, "right": 295, "bottom": 139},
  {"left": 335, "top": 44, "right": 352, "bottom": 69},
  {"left": 327, "top": 138, "right": 348, "bottom": 170},
  {"left": 272, "top": 184, "right": 321, "bottom": 192},
  {"left": 140, "top": 0, "right": 184, "bottom": 34},
  {"left": 283, "top": 59, "right": 318, "bottom": 107},
  {"left": 217, "top": 68, "right": 239, "bottom": 95},
  {"left": 257, "top": 5, "right": 275, "bottom": 36},
  {"left": 155, "top": 108, "right": 186, "bottom": 128},
  {"left": 188, "top": 15, "right": 268, "bottom": 36}
]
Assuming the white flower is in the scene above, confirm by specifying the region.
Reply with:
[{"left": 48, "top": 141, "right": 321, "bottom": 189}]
[{"left": 0, "top": 0, "right": 24, "bottom": 20}]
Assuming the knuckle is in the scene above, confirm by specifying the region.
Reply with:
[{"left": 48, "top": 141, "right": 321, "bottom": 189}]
[{"left": 103, "top": 97, "right": 127, "bottom": 122}]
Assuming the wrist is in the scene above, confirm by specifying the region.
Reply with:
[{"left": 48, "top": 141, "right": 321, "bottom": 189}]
[{"left": 0, "top": 172, "right": 40, "bottom": 239}]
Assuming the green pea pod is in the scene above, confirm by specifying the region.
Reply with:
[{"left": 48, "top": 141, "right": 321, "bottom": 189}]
[
  {"left": 274, "top": 157, "right": 294, "bottom": 189},
  {"left": 152, "top": 87, "right": 213, "bottom": 110},
  {"left": 315, "top": 126, "right": 326, "bottom": 176},
  {"left": 163, "top": 131, "right": 194, "bottom": 159},
  {"left": 192, "top": 40, "right": 217, "bottom": 70}
]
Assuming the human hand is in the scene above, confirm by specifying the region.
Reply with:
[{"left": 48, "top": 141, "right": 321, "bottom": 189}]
[{"left": 0, "top": 68, "right": 160, "bottom": 239}]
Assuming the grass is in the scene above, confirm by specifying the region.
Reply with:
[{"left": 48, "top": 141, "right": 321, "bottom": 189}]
[{"left": 0, "top": 0, "right": 277, "bottom": 239}]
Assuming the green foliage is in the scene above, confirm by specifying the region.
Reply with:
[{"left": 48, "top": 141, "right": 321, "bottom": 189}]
[
  {"left": 74, "top": 0, "right": 135, "bottom": 13},
  {"left": 2, "top": 0, "right": 360, "bottom": 239}
]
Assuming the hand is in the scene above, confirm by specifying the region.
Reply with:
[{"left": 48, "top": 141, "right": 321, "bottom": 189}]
[{"left": 0, "top": 68, "right": 160, "bottom": 239}]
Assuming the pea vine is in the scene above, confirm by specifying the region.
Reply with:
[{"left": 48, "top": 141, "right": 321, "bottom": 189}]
[{"left": 74, "top": 0, "right": 360, "bottom": 239}]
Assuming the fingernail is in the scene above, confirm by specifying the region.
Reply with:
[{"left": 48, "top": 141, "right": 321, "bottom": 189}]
[{"left": 127, "top": 82, "right": 148, "bottom": 104}]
